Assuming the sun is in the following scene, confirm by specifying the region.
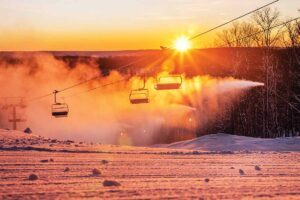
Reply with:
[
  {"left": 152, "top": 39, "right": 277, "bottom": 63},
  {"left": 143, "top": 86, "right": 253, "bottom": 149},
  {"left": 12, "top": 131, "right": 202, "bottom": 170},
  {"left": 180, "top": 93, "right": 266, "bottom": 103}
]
[{"left": 174, "top": 36, "right": 191, "bottom": 52}]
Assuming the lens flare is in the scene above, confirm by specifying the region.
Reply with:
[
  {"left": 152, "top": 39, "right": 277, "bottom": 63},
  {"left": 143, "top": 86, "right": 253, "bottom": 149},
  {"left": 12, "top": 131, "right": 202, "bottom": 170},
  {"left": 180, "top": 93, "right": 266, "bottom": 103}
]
[{"left": 174, "top": 36, "right": 191, "bottom": 52}]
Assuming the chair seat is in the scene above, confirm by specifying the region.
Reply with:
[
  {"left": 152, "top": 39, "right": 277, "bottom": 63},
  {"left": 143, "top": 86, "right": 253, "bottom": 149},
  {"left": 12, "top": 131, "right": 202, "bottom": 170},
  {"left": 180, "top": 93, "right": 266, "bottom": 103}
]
[
  {"left": 130, "top": 98, "right": 149, "bottom": 104},
  {"left": 155, "top": 83, "right": 181, "bottom": 90},
  {"left": 52, "top": 111, "right": 68, "bottom": 117}
]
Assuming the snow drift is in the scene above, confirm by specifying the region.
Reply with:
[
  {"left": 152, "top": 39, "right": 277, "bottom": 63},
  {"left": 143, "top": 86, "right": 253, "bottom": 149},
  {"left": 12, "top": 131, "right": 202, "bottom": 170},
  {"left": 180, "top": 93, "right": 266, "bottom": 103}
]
[
  {"left": 155, "top": 133, "right": 300, "bottom": 151},
  {"left": 0, "top": 129, "right": 40, "bottom": 140}
]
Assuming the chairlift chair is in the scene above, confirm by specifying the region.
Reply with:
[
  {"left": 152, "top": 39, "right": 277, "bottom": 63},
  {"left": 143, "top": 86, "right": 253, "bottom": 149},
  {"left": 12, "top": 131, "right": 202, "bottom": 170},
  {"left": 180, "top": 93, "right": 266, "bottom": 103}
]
[
  {"left": 129, "top": 88, "right": 149, "bottom": 104},
  {"left": 129, "top": 76, "right": 150, "bottom": 104},
  {"left": 52, "top": 90, "right": 69, "bottom": 117},
  {"left": 155, "top": 75, "right": 183, "bottom": 90}
]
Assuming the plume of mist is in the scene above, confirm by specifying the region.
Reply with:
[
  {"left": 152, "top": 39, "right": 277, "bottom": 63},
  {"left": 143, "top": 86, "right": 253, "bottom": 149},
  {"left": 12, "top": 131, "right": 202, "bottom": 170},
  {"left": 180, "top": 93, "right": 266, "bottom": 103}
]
[{"left": 0, "top": 53, "right": 263, "bottom": 145}]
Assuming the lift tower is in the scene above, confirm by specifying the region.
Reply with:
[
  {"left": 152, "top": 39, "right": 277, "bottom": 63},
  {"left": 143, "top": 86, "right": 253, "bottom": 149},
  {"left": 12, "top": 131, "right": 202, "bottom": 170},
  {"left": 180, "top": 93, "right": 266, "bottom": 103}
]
[{"left": 1, "top": 97, "right": 27, "bottom": 130}]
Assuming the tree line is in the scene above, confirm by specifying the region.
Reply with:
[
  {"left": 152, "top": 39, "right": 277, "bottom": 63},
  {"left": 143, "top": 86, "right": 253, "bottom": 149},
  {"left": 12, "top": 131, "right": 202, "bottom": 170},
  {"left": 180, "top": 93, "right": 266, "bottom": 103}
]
[{"left": 210, "top": 8, "right": 300, "bottom": 137}]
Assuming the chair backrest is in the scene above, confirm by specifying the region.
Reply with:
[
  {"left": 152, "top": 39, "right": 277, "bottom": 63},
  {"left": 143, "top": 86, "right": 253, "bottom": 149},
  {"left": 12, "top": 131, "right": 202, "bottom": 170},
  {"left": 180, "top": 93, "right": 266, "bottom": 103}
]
[
  {"left": 52, "top": 103, "right": 69, "bottom": 117},
  {"left": 155, "top": 75, "right": 182, "bottom": 90}
]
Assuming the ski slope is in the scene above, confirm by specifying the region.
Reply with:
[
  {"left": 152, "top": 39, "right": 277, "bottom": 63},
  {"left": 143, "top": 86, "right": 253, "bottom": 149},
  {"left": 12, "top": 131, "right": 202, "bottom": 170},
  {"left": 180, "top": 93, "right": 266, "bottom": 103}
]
[{"left": 0, "top": 130, "right": 299, "bottom": 199}]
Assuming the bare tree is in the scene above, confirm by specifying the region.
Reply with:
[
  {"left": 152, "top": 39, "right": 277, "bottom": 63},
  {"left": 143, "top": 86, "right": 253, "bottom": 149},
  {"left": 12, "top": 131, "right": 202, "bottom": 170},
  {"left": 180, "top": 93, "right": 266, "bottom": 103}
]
[
  {"left": 252, "top": 7, "right": 282, "bottom": 137},
  {"left": 216, "top": 22, "right": 259, "bottom": 47},
  {"left": 252, "top": 7, "right": 281, "bottom": 47},
  {"left": 239, "top": 22, "right": 261, "bottom": 47},
  {"left": 283, "top": 19, "right": 300, "bottom": 47},
  {"left": 216, "top": 29, "right": 234, "bottom": 47},
  {"left": 296, "top": 19, "right": 300, "bottom": 43}
]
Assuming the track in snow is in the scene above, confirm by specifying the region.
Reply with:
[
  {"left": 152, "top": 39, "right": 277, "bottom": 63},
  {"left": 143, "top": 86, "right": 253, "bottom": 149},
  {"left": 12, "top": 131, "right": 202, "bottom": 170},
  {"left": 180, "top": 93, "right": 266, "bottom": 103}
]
[{"left": 0, "top": 150, "right": 299, "bottom": 199}]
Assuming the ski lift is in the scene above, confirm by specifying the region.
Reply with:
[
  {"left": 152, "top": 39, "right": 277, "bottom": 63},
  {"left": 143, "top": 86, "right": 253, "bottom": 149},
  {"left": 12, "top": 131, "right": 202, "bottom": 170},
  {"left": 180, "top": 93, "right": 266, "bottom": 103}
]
[
  {"left": 129, "top": 89, "right": 149, "bottom": 104},
  {"left": 155, "top": 75, "right": 182, "bottom": 90},
  {"left": 129, "top": 76, "right": 149, "bottom": 104},
  {"left": 52, "top": 90, "right": 69, "bottom": 117}
]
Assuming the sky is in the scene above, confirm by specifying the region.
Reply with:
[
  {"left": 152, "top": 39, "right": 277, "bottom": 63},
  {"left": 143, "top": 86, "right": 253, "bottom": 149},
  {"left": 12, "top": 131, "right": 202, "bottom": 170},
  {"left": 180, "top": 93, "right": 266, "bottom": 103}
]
[{"left": 0, "top": 0, "right": 299, "bottom": 51}]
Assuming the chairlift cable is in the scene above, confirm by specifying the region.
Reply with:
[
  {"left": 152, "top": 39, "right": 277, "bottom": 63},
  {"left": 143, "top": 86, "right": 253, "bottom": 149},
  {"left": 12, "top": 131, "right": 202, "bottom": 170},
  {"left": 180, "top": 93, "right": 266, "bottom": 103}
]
[
  {"left": 26, "top": 93, "right": 53, "bottom": 103},
  {"left": 26, "top": 56, "right": 148, "bottom": 103},
  {"left": 64, "top": 58, "right": 158, "bottom": 99},
  {"left": 57, "top": 56, "right": 147, "bottom": 93},
  {"left": 64, "top": 77, "right": 130, "bottom": 99},
  {"left": 189, "top": 0, "right": 280, "bottom": 41},
  {"left": 218, "top": 17, "right": 300, "bottom": 47}
]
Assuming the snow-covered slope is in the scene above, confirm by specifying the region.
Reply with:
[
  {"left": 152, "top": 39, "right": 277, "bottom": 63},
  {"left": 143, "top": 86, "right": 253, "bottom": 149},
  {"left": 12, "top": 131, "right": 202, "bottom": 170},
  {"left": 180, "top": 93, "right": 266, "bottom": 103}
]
[
  {"left": 1, "top": 129, "right": 299, "bottom": 152},
  {"left": 0, "top": 129, "right": 82, "bottom": 150},
  {"left": 156, "top": 133, "right": 300, "bottom": 151}
]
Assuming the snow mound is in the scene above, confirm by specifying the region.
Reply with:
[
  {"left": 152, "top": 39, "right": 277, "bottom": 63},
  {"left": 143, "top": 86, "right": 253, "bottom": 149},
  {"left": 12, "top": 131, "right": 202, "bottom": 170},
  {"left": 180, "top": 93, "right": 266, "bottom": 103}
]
[
  {"left": 0, "top": 129, "right": 77, "bottom": 148},
  {"left": 156, "top": 133, "right": 300, "bottom": 151},
  {"left": 0, "top": 129, "right": 40, "bottom": 140}
]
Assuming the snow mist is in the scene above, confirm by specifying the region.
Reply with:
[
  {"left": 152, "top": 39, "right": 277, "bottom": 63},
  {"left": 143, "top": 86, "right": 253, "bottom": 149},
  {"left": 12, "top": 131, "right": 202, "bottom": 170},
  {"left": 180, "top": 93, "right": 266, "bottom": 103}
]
[{"left": 0, "top": 53, "right": 263, "bottom": 145}]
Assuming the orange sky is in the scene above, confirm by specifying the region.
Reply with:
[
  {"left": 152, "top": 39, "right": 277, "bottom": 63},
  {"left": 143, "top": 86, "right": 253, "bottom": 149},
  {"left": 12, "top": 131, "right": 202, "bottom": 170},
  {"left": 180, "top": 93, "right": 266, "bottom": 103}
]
[{"left": 0, "top": 0, "right": 299, "bottom": 51}]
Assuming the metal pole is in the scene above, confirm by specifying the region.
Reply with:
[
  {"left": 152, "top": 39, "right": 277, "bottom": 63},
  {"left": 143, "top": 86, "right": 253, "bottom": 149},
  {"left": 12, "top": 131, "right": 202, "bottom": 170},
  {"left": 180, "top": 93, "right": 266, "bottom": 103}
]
[
  {"left": 12, "top": 106, "right": 16, "bottom": 130},
  {"left": 53, "top": 90, "right": 58, "bottom": 104}
]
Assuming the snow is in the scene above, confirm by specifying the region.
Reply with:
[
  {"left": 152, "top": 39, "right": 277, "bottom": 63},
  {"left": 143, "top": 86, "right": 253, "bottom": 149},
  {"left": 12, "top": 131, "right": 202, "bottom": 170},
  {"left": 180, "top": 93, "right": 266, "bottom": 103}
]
[
  {"left": 1, "top": 129, "right": 299, "bottom": 152},
  {"left": 0, "top": 129, "right": 41, "bottom": 140},
  {"left": 155, "top": 133, "right": 300, "bottom": 152},
  {"left": 0, "top": 130, "right": 300, "bottom": 199}
]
